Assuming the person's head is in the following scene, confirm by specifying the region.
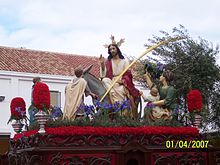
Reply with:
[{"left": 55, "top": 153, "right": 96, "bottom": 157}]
[
  {"left": 107, "top": 44, "right": 124, "bottom": 60},
  {"left": 33, "top": 77, "right": 41, "bottom": 84},
  {"left": 74, "top": 66, "right": 83, "bottom": 78},
  {"left": 159, "top": 70, "right": 174, "bottom": 85},
  {"left": 150, "top": 87, "right": 158, "bottom": 97}
]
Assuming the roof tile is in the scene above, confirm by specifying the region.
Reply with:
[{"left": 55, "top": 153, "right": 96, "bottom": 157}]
[{"left": 0, "top": 46, "right": 100, "bottom": 77}]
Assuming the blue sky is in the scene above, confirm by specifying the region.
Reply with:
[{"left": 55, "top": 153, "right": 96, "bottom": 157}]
[{"left": 0, "top": 0, "right": 219, "bottom": 64}]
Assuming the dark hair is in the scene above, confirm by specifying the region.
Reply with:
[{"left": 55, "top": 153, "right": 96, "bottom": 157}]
[
  {"left": 74, "top": 68, "right": 83, "bottom": 78},
  {"left": 163, "top": 70, "right": 174, "bottom": 85},
  {"left": 33, "top": 77, "right": 41, "bottom": 84},
  {"left": 107, "top": 44, "right": 125, "bottom": 60}
]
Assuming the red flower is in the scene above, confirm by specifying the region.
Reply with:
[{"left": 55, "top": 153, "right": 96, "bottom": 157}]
[
  {"left": 13, "top": 126, "right": 199, "bottom": 140},
  {"left": 187, "top": 89, "right": 202, "bottom": 113},
  {"left": 10, "top": 97, "right": 26, "bottom": 120},
  {"left": 32, "top": 82, "right": 50, "bottom": 110}
]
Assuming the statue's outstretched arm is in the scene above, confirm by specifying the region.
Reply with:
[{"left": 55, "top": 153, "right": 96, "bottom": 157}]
[{"left": 144, "top": 72, "right": 154, "bottom": 89}]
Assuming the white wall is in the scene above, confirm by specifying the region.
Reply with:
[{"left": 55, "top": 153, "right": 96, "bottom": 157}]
[{"left": 0, "top": 76, "right": 13, "bottom": 135}]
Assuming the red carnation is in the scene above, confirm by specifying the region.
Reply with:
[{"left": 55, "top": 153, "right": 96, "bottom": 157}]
[
  {"left": 187, "top": 89, "right": 203, "bottom": 113},
  {"left": 32, "top": 82, "right": 50, "bottom": 110},
  {"left": 10, "top": 97, "right": 26, "bottom": 120},
  {"left": 13, "top": 126, "right": 199, "bottom": 140}
]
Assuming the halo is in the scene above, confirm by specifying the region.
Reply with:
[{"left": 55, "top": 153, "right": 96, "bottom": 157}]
[{"left": 103, "top": 35, "right": 125, "bottom": 48}]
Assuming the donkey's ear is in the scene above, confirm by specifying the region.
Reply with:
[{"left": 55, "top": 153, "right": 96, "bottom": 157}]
[{"left": 83, "top": 65, "right": 93, "bottom": 74}]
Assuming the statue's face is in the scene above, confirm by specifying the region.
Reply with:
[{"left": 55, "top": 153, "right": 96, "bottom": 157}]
[{"left": 109, "top": 45, "right": 118, "bottom": 57}]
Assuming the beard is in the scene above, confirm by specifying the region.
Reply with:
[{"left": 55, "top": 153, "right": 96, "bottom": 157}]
[{"left": 111, "top": 51, "right": 117, "bottom": 57}]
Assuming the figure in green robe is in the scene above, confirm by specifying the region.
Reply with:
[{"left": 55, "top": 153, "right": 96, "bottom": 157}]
[{"left": 143, "top": 70, "right": 177, "bottom": 123}]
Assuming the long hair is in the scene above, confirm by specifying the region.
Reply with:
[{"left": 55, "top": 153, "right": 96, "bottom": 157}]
[
  {"left": 163, "top": 70, "right": 175, "bottom": 85},
  {"left": 107, "top": 44, "right": 124, "bottom": 60}
]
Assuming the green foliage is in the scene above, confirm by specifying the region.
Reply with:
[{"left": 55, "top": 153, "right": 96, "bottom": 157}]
[
  {"left": 142, "top": 25, "right": 220, "bottom": 130},
  {"left": 28, "top": 113, "right": 183, "bottom": 129},
  {"left": 28, "top": 121, "right": 39, "bottom": 130}
]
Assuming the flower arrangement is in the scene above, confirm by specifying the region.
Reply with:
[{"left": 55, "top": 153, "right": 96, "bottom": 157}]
[
  {"left": 49, "top": 99, "right": 133, "bottom": 127},
  {"left": 14, "top": 126, "right": 199, "bottom": 140},
  {"left": 94, "top": 99, "right": 131, "bottom": 113},
  {"left": 50, "top": 106, "right": 63, "bottom": 120},
  {"left": 32, "top": 82, "right": 50, "bottom": 113},
  {"left": 187, "top": 89, "right": 203, "bottom": 124},
  {"left": 8, "top": 97, "right": 26, "bottom": 123},
  {"left": 77, "top": 99, "right": 131, "bottom": 116},
  {"left": 187, "top": 89, "right": 203, "bottom": 113}
]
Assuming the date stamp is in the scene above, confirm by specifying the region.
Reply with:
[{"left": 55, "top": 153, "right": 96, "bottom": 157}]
[{"left": 165, "top": 140, "right": 209, "bottom": 149}]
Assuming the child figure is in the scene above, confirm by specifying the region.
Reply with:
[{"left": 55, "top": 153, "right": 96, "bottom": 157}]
[
  {"left": 141, "top": 87, "right": 159, "bottom": 103},
  {"left": 140, "top": 87, "right": 166, "bottom": 120}
]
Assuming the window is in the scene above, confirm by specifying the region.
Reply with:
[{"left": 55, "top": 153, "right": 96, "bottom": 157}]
[{"left": 50, "top": 91, "right": 61, "bottom": 107}]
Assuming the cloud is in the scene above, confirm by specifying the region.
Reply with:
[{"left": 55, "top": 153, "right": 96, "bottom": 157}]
[{"left": 0, "top": 0, "right": 219, "bottom": 64}]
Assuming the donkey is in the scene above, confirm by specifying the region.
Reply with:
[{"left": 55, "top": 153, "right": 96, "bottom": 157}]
[{"left": 83, "top": 65, "right": 110, "bottom": 105}]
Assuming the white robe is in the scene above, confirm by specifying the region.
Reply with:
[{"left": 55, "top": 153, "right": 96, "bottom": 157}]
[
  {"left": 100, "top": 58, "right": 130, "bottom": 103},
  {"left": 63, "top": 77, "right": 87, "bottom": 120}
]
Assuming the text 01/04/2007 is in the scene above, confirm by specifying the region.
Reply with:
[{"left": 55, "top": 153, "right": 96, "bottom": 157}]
[{"left": 165, "top": 140, "right": 209, "bottom": 149}]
